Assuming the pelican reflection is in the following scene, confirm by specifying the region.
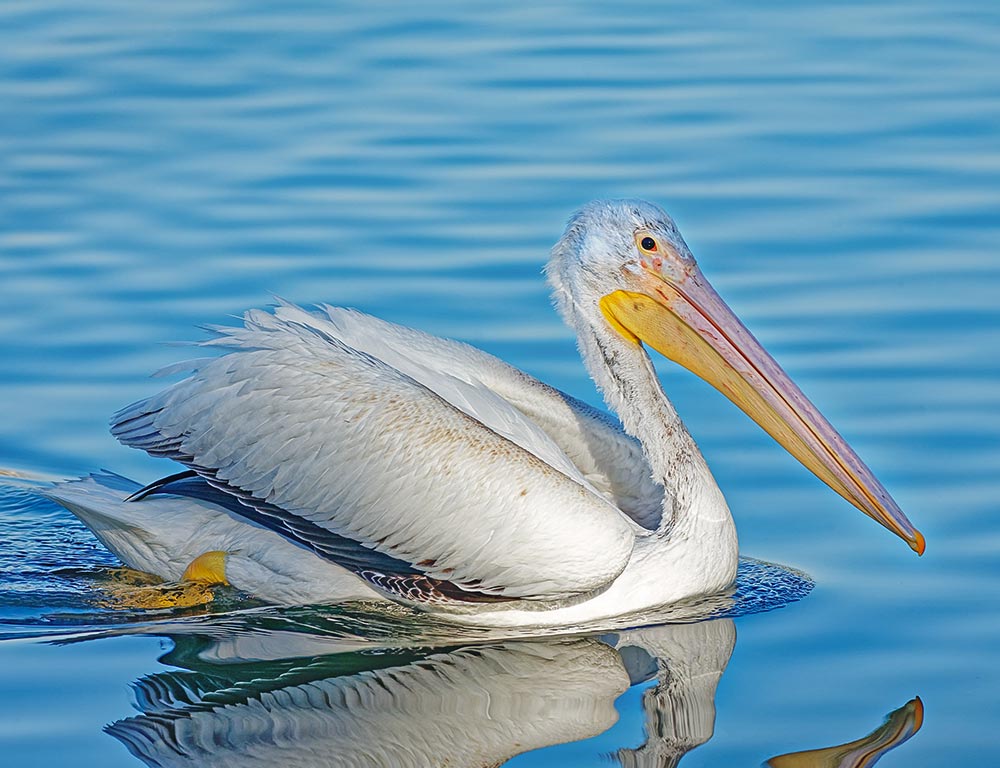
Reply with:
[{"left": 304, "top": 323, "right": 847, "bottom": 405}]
[
  {"left": 107, "top": 617, "right": 734, "bottom": 767},
  {"left": 93, "top": 594, "right": 919, "bottom": 767}
]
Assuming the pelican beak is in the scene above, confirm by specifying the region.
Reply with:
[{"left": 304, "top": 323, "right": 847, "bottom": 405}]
[{"left": 600, "top": 265, "right": 924, "bottom": 554}]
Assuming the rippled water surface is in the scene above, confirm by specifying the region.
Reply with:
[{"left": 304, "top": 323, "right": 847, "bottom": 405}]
[{"left": 1, "top": 1, "right": 999, "bottom": 765}]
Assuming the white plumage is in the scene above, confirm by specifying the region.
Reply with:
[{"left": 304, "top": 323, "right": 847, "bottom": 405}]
[{"left": 45, "top": 199, "right": 920, "bottom": 627}]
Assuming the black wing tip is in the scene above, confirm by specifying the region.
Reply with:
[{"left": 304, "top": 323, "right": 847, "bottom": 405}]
[
  {"left": 124, "top": 470, "right": 199, "bottom": 502},
  {"left": 359, "top": 571, "right": 511, "bottom": 605}
]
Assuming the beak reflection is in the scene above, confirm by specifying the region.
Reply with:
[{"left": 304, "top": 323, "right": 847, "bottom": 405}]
[{"left": 767, "top": 697, "right": 924, "bottom": 768}]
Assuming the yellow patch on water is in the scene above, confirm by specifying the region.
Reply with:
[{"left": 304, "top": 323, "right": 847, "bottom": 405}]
[{"left": 93, "top": 566, "right": 218, "bottom": 610}]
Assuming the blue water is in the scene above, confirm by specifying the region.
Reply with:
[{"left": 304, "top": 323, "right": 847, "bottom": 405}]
[{"left": 1, "top": 0, "right": 999, "bottom": 765}]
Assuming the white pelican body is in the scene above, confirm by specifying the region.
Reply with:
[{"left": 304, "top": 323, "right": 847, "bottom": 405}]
[{"left": 47, "top": 200, "right": 922, "bottom": 627}]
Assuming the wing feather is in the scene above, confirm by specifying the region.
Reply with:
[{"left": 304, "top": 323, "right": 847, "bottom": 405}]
[
  {"left": 305, "top": 304, "right": 664, "bottom": 529},
  {"left": 113, "top": 306, "right": 636, "bottom": 603},
  {"left": 135, "top": 474, "right": 508, "bottom": 604}
]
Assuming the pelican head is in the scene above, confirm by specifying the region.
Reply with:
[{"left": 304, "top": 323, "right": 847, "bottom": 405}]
[{"left": 548, "top": 199, "right": 923, "bottom": 554}]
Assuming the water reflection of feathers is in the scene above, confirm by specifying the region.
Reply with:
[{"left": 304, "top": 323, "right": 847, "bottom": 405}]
[
  {"left": 108, "top": 619, "right": 735, "bottom": 768},
  {"left": 104, "top": 614, "right": 920, "bottom": 768}
]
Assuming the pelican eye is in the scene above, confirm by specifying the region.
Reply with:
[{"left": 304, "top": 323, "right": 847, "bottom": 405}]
[{"left": 639, "top": 236, "right": 657, "bottom": 252}]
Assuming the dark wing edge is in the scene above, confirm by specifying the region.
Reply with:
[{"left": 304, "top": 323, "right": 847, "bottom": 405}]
[{"left": 130, "top": 468, "right": 508, "bottom": 605}]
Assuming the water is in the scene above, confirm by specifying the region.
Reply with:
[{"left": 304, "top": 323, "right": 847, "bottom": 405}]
[{"left": 1, "top": 0, "right": 998, "bottom": 764}]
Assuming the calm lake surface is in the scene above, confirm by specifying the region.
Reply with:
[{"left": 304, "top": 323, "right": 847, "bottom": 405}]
[{"left": 1, "top": 1, "right": 999, "bottom": 765}]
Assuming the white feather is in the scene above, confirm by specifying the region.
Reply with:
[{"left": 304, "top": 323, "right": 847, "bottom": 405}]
[{"left": 114, "top": 308, "right": 637, "bottom": 601}]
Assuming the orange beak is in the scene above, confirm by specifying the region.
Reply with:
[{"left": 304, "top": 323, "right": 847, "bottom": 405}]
[{"left": 600, "top": 263, "right": 923, "bottom": 554}]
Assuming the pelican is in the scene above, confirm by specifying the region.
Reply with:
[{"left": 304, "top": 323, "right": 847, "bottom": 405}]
[{"left": 46, "top": 200, "right": 923, "bottom": 627}]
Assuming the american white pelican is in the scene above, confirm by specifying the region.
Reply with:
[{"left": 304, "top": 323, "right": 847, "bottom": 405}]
[{"left": 46, "top": 200, "right": 923, "bottom": 626}]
